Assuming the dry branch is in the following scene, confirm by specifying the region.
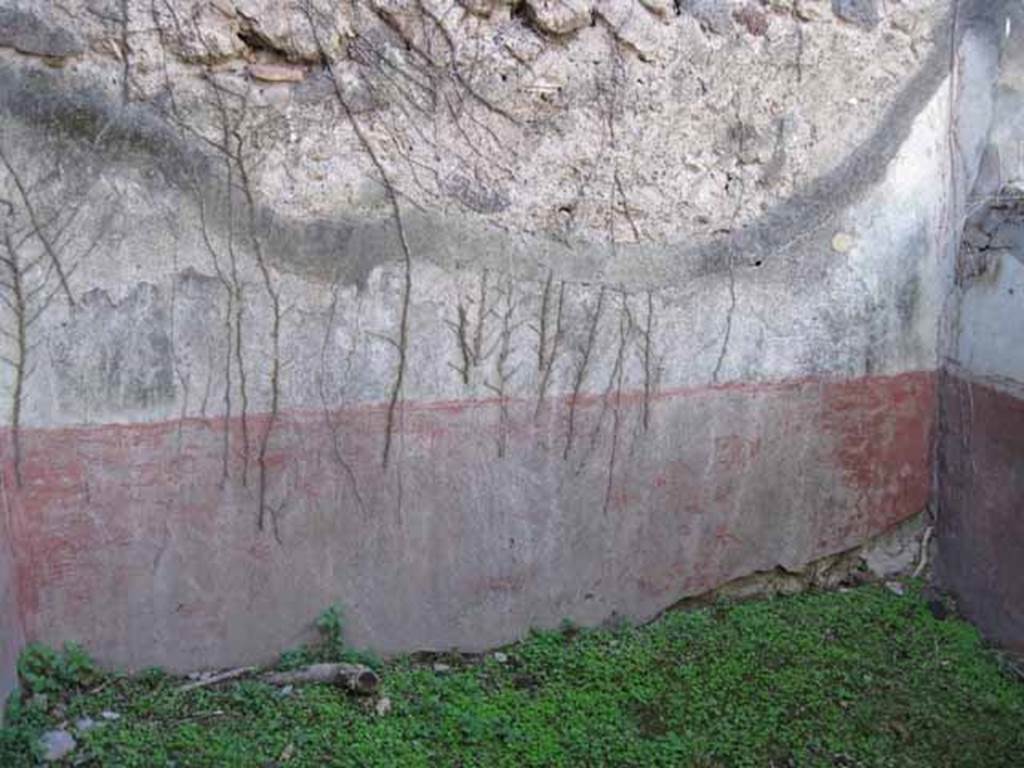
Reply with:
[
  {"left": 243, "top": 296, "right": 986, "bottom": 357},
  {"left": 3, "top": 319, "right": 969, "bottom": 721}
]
[
  {"left": 177, "top": 666, "right": 258, "bottom": 693},
  {"left": 262, "top": 663, "right": 380, "bottom": 694}
]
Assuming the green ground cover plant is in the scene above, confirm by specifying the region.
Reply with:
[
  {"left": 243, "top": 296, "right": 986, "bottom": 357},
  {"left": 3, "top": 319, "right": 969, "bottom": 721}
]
[{"left": 2, "top": 582, "right": 1022, "bottom": 766}]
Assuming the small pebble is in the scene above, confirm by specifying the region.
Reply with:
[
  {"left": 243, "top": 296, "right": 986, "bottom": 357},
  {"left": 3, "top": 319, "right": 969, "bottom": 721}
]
[
  {"left": 39, "top": 729, "right": 76, "bottom": 762},
  {"left": 375, "top": 696, "right": 392, "bottom": 716},
  {"left": 885, "top": 580, "right": 906, "bottom": 596},
  {"left": 493, "top": 652, "right": 509, "bottom": 664},
  {"left": 432, "top": 663, "right": 452, "bottom": 674},
  {"left": 100, "top": 710, "right": 121, "bottom": 721},
  {"left": 927, "top": 599, "right": 949, "bottom": 620}
]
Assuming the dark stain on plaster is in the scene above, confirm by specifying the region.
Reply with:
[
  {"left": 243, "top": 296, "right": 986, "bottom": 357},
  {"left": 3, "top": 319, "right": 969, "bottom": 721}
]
[
  {"left": 0, "top": 7, "right": 84, "bottom": 59},
  {"left": 175, "top": 266, "right": 223, "bottom": 296},
  {"left": 832, "top": 0, "right": 881, "bottom": 30},
  {"left": 442, "top": 173, "right": 511, "bottom": 215},
  {"left": 896, "top": 273, "right": 921, "bottom": 334},
  {"left": 48, "top": 283, "right": 176, "bottom": 415}
]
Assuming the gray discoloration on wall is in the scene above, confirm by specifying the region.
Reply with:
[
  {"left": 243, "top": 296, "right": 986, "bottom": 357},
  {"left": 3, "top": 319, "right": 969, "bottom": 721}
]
[
  {"left": 49, "top": 285, "right": 176, "bottom": 419},
  {"left": 832, "top": 0, "right": 880, "bottom": 30},
  {"left": 0, "top": 6, "right": 83, "bottom": 58}
]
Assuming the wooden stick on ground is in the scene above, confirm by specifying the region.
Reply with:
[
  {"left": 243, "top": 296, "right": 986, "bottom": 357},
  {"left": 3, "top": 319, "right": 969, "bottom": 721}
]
[
  {"left": 177, "top": 666, "right": 258, "bottom": 693},
  {"left": 913, "top": 525, "right": 934, "bottom": 578},
  {"left": 262, "top": 663, "right": 380, "bottom": 694}
]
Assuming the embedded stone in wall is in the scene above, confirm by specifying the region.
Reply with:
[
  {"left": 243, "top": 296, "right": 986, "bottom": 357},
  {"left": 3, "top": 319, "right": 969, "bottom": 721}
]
[
  {"left": 0, "top": 7, "right": 83, "bottom": 59},
  {"left": 524, "top": 0, "right": 593, "bottom": 35},
  {"left": 832, "top": 0, "right": 881, "bottom": 29}
]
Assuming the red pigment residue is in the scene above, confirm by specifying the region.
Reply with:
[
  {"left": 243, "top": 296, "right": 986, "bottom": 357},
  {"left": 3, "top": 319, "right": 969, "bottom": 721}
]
[
  {"left": 938, "top": 372, "right": 1024, "bottom": 652},
  {"left": 0, "top": 371, "right": 936, "bottom": 655},
  {"left": 818, "top": 371, "right": 935, "bottom": 547}
]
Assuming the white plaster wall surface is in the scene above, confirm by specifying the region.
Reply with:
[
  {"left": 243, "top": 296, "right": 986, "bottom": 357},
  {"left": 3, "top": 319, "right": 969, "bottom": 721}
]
[
  {"left": 956, "top": 255, "right": 1024, "bottom": 384},
  {"left": 0, "top": 1, "right": 1008, "bottom": 434},
  {"left": 954, "top": 4, "right": 1024, "bottom": 387}
]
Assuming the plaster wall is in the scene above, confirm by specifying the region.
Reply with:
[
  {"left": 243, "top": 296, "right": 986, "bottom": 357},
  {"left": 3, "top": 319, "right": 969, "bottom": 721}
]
[
  {"left": 0, "top": 497, "right": 22, "bottom": 704},
  {"left": 936, "top": 2, "right": 1024, "bottom": 651},
  {"left": 0, "top": 0, "right": 1014, "bottom": 690}
]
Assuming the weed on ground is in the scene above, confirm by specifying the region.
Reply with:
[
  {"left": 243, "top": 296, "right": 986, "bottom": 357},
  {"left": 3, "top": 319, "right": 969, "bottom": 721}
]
[{"left": 2, "top": 582, "right": 1022, "bottom": 766}]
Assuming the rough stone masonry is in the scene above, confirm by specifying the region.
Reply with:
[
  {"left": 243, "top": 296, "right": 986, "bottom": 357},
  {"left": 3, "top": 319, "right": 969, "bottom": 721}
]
[{"left": 0, "top": 0, "right": 1019, "bottom": 698}]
